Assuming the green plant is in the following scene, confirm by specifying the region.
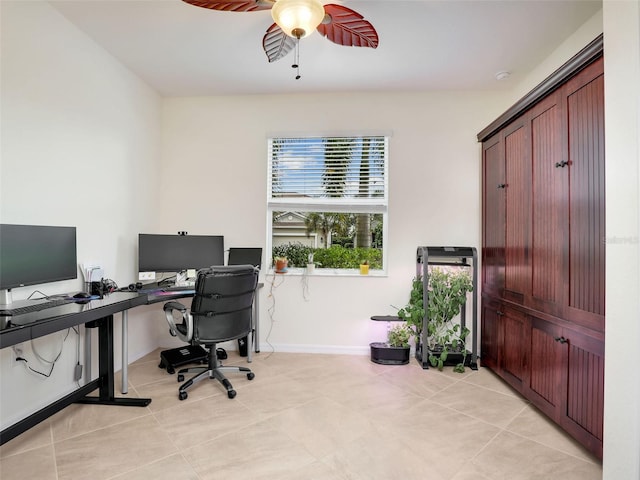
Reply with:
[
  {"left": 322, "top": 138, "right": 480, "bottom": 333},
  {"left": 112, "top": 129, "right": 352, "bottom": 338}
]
[
  {"left": 426, "top": 267, "right": 473, "bottom": 372},
  {"left": 272, "top": 243, "right": 382, "bottom": 269},
  {"left": 396, "top": 267, "right": 473, "bottom": 373},
  {"left": 395, "top": 277, "right": 425, "bottom": 339},
  {"left": 387, "top": 324, "right": 411, "bottom": 348}
]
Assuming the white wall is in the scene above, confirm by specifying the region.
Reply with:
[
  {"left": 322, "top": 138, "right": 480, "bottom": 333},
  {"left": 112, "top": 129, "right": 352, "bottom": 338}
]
[
  {"left": 602, "top": 1, "right": 640, "bottom": 478},
  {"left": 158, "top": 91, "right": 503, "bottom": 352},
  {"left": 0, "top": 2, "right": 161, "bottom": 429},
  {"left": 507, "top": 9, "right": 603, "bottom": 104}
]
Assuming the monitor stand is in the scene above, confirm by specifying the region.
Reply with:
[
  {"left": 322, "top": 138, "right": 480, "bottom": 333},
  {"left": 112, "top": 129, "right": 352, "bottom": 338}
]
[{"left": 0, "top": 289, "right": 13, "bottom": 306}]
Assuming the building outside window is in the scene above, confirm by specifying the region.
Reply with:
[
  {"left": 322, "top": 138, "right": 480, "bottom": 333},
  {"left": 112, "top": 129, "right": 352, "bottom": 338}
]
[{"left": 267, "top": 135, "right": 389, "bottom": 274}]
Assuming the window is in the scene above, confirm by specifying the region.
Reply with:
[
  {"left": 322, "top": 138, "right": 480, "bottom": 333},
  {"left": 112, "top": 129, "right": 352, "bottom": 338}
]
[{"left": 267, "top": 135, "right": 389, "bottom": 274}]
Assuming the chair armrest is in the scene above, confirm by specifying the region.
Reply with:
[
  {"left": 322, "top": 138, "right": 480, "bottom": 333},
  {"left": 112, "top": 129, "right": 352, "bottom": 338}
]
[{"left": 163, "top": 301, "right": 192, "bottom": 343}]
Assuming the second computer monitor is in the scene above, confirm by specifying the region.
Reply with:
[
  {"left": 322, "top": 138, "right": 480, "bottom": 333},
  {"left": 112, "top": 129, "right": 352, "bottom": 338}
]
[{"left": 227, "top": 248, "right": 262, "bottom": 270}]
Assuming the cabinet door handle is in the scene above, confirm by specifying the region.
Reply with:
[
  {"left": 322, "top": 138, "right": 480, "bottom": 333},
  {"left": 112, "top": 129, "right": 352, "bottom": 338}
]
[
  {"left": 496, "top": 310, "right": 504, "bottom": 316},
  {"left": 554, "top": 336, "right": 568, "bottom": 344},
  {"left": 555, "top": 160, "right": 569, "bottom": 168},
  {"left": 497, "top": 184, "right": 506, "bottom": 189}
]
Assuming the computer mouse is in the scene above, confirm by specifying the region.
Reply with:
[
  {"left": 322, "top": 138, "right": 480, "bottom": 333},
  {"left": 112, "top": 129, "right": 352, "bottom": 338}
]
[{"left": 73, "top": 292, "right": 92, "bottom": 299}]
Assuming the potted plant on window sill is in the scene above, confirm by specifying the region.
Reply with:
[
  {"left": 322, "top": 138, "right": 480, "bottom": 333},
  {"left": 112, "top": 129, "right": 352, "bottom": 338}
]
[
  {"left": 274, "top": 256, "right": 288, "bottom": 273},
  {"left": 397, "top": 267, "right": 473, "bottom": 373},
  {"left": 370, "top": 323, "right": 411, "bottom": 365},
  {"left": 359, "top": 259, "right": 369, "bottom": 275}
]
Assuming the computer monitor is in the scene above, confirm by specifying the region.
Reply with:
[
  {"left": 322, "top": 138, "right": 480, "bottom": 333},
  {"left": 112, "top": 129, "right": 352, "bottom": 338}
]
[
  {"left": 138, "top": 234, "right": 224, "bottom": 273},
  {"left": 0, "top": 224, "right": 78, "bottom": 304},
  {"left": 227, "top": 248, "right": 263, "bottom": 270}
]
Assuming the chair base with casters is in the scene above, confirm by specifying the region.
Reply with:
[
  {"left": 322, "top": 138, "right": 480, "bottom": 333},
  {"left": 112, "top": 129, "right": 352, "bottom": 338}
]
[{"left": 176, "top": 342, "right": 255, "bottom": 400}]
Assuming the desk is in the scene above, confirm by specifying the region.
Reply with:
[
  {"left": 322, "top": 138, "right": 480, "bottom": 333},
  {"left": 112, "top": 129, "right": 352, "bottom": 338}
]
[
  {"left": 0, "top": 292, "right": 149, "bottom": 446},
  {"left": 0, "top": 285, "right": 262, "bottom": 444}
]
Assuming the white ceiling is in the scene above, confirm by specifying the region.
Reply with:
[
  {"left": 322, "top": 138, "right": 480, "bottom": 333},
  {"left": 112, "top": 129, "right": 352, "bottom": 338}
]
[{"left": 48, "top": 0, "right": 602, "bottom": 96}]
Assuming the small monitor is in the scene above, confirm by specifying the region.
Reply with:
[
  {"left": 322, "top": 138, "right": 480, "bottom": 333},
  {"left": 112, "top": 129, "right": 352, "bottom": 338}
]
[
  {"left": 0, "top": 224, "right": 78, "bottom": 291},
  {"left": 227, "top": 248, "right": 263, "bottom": 270},
  {"left": 138, "top": 234, "right": 224, "bottom": 273}
]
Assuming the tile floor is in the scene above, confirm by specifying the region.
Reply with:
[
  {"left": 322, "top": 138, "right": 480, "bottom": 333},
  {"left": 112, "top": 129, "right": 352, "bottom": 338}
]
[{"left": 0, "top": 350, "right": 602, "bottom": 480}]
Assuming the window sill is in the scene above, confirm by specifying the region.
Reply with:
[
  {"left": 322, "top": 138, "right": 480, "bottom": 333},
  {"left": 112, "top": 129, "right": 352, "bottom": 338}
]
[{"left": 267, "top": 268, "right": 387, "bottom": 277}]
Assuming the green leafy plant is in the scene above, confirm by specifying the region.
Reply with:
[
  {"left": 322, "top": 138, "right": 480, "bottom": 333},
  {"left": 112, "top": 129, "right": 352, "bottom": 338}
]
[
  {"left": 426, "top": 267, "right": 473, "bottom": 372},
  {"left": 396, "top": 267, "right": 473, "bottom": 373},
  {"left": 395, "top": 277, "right": 425, "bottom": 339},
  {"left": 272, "top": 243, "right": 382, "bottom": 269},
  {"left": 387, "top": 324, "right": 411, "bottom": 348}
]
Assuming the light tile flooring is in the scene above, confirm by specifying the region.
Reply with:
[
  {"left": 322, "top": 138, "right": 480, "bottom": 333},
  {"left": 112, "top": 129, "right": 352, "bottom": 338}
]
[{"left": 0, "top": 350, "right": 602, "bottom": 480}]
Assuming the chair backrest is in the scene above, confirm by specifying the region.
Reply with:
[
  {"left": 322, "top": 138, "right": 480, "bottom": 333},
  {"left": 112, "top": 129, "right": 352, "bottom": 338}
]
[{"left": 190, "top": 265, "right": 259, "bottom": 344}]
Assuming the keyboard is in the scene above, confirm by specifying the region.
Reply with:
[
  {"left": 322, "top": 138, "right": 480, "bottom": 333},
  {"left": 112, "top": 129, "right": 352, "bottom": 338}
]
[
  {"left": 0, "top": 298, "right": 75, "bottom": 316},
  {"left": 163, "top": 284, "right": 195, "bottom": 291}
]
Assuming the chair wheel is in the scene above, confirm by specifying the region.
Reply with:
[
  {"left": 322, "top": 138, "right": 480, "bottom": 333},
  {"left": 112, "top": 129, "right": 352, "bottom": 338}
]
[
  {"left": 177, "top": 374, "right": 184, "bottom": 382},
  {"left": 247, "top": 372, "right": 255, "bottom": 380},
  {"left": 227, "top": 389, "right": 236, "bottom": 399},
  {"left": 167, "top": 367, "right": 175, "bottom": 374},
  {"left": 179, "top": 391, "right": 188, "bottom": 401}
]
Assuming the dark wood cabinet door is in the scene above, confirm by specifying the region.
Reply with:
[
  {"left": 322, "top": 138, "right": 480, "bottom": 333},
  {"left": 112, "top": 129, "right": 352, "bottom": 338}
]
[
  {"left": 480, "top": 297, "right": 501, "bottom": 370},
  {"left": 563, "top": 57, "right": 605, "bottom": 331},
  {"left": 525, "top": 316, "right": 563, "bottom": 421},
  {"left": 501, "top": 306, "right": 526, "bottom": 389},
  {"left": 482, "top": 134, "right": 505, "bottom": 297},
  {"left": 560, "top": 327, "right": 604, "bottom": 458},
  {"left": 528, "top": 91, "right": 564, "bottom": 317},
  {"left": 503, "top": 120, "right": 530, "bottom": 302}
]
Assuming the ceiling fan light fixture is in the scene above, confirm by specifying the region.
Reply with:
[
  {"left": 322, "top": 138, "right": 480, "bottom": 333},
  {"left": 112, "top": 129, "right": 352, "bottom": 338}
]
[{"left": 271, "top": 0, "right": 325, "bottom": 39}]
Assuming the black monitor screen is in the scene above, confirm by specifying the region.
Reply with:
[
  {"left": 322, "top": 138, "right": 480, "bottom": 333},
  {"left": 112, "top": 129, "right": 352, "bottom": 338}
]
[
  {"left": 228, "top": 248, "right": 263, "bottom": 270},
  {"left": 0, "top": 224, "right": 78, "bottom": 290},
  {"left": 138, "top": 234, "right": 224, "bottom": 273}
]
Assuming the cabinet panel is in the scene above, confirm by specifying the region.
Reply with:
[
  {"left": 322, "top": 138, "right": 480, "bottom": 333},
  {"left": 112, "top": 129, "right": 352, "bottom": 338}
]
[
  {"left": 564, "top": 58, "right": 605, "bottom": 330},
  {"left": 480, "top": 298, "right": 500, "bottom": 370},
  {"left": 529, "top": 92, "right": 564, "bottom": 315},
  {"left": 482, "top": 136, "right": 505, "bottom": 297},
  {"left": 562, "top": 329, "right": 604, "bottom": 455},
  {"left": 504, "top": 123, "right": 530, "bottom": 300},
  {"left": 501, "top": 306, "right": 526, "bottom": 388},
  {"left": 526, "top": 317, "right": 563, "bottom": 420}
]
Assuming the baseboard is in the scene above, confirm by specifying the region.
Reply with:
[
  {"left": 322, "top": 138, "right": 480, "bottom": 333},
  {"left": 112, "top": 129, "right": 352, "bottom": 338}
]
[{"left": 257, "top": 343, "right": 370, "bottom": 356}]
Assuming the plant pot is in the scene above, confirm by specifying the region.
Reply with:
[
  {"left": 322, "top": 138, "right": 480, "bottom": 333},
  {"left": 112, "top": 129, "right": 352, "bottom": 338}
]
[
  {"left": 360, "top": 264, "right": 369, "bottom": 275},
  {"left": 415, "top": 342, "right": 471, "bottom": 369},
  {"left": 306, "top": 263, "right": 315, "bottom": 274},
  {"left": 370, "top": 342, "right": 410, "bottom": 365},
  {"left": 275, "top": 258, "right": 288, "bottom": 273}
]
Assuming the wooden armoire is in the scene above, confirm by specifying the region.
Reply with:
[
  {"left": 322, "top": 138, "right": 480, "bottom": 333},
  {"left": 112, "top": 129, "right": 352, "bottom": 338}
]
[{"left": 478, "top": 35, "right": 604, "bottom": 459}]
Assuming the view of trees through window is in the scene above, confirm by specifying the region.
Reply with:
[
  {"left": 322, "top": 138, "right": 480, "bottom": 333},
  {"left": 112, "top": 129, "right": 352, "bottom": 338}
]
[{"left": 268, "top": 135, "right": 388, "bottom": 271}]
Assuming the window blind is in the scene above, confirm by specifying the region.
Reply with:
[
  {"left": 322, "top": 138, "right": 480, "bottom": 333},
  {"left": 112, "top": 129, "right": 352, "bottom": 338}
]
[{"left": 268, "top": 136, "right": 388, "bottom": 208}]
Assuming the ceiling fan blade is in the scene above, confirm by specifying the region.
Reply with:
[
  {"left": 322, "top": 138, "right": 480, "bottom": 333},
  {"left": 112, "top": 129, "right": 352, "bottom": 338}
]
[
  {"left": 317, "top": 4, "right": 379, "bottom": 49},
  {"left": 263, "top": 23, "right": 296, "bottom": 63},
  {"left": 181, "top": 0, "right": 273, "bottom": 12}
]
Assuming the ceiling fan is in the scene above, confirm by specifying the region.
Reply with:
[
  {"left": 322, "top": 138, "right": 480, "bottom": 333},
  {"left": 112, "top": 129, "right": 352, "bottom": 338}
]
[{"left": 182, "top": 0, "right": 379, "bottom": 63}]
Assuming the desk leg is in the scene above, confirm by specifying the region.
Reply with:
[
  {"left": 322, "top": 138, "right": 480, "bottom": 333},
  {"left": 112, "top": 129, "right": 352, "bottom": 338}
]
[
  {"left": 122, "top": 311, "right": 128, "bottom": 394},
  {"left": 84, "top": 325, "right": 91, "bottom": 384},
  {"left": 254, "top": 290, "right": 260, "bottom": 353},
  {"left": 77, "top": 315, "right": 150, "bottom": 407}
]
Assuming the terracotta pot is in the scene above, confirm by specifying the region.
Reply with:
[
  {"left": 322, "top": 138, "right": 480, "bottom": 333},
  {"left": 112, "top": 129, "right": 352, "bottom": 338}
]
[{"left": 275, "top": 258, "right": 288, "bottom": 273}]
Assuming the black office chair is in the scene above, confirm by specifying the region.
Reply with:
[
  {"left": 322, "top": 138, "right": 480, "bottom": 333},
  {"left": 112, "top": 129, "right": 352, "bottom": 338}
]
[{"left": 163, "top": 265, "right": 259, "bottom": 400}]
